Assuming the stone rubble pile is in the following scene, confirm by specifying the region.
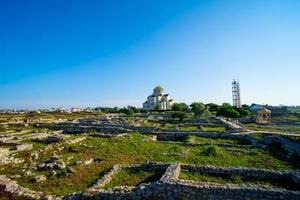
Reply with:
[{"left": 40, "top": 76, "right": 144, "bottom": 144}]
[
  {"left": 32, "top": 135, "right": 64, "bottom": 144},
  {"left": 37, "top": 156, "right": 66, "bottom": 171}
]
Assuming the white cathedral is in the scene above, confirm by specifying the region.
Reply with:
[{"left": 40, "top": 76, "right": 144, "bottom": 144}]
[{"left": 143, "top": 86, "right": 173, "bottom": 110}]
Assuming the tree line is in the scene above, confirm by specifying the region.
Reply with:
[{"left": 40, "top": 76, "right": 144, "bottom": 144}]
[
  {"left": 95, "top": 102, "right": 251, "bottom": 119},
  {"left": 170, "top": 102, "right": 251, "bottom": 119}
]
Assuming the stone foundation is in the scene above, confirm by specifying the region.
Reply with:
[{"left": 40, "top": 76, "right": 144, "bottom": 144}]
[{"left": 2, "top": 162, "right": 299, "bottom": 200}]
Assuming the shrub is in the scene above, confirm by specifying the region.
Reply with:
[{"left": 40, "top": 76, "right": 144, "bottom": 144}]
[
  {"left": 202, "top": 145, "right": 219, "bottom": 156},
  {"left": 171, "top": 103, "right": 189, "bottom": 111},
  {"left": 171, "top": 112, "right": 187, "bottom": 121}
]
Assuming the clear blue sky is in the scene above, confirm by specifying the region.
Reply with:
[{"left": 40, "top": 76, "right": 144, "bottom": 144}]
[{"left": 1, "top": 0, "right": 300, "bottom": 109}]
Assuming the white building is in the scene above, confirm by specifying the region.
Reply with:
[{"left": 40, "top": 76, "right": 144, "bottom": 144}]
[
  {"left": 70, "top": 108, "right": 84, "bottom": 113},
  {"left": 143, "top": 86, "right": 173, "bottom": 110}
]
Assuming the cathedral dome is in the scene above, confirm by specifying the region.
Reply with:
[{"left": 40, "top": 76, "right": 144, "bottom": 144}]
[{"left": 153, "top": 85, "right": 164, "bottom": 96}]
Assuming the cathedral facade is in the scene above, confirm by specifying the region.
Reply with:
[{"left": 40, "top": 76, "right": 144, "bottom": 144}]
[{"left": 143, "top": 86, "right": 173, "bottom": 110}]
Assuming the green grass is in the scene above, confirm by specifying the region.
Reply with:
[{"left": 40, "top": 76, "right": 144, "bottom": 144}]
[
  {"left": 141, "top": 120, "right": 160, "bottom": 127},
  {"left": 103, "top": 167, "right": 164, "bottom": 189},
  {"left": 10, "top": 132, "right": 294, "bottom": 196},
  {"left": 163, "top": 123, "right": 175, "bottom": 129},
  {"left": 179, "top": 170, "right": 300, "bottom": 191},
  {"left": 0, "top": 144, "right": 15, "bottom": 150},
  {"left": 288, "top": 107, "right": 300, "bottom": 114},
  {"left": 250, "top": 132, "right": 264, "bottom": 139},
  {"left": 0, "top": 126, "right": 294, "bottom": 197},
  {"left": 201, "top": 145, "right": 220, "bottom": 156},
  {"left": 244, "top": 123, "right": 300, "bottom": 134},
  {"left": 179, "top": 126, "right": 199, "bottom": 131},
  {"left": 187, "top": 135, "right": 236, "bottom": 144},
  {"left": 1, "top": 112, "right": 299, "bottom": 197},
  {"left": 201, "top": 126, "right": 226, "bottom": 132}
]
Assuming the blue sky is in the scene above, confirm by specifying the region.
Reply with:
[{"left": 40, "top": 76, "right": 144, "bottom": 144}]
[{"left": 1, "top": 0, "right": 300, "bottom": 109}]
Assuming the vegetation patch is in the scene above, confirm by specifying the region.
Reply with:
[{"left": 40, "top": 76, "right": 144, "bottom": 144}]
[
  {"left": 179, "top": 170, "right": 300, "bottom": 191},
  {"left": 201, "top": 145, "right": 220, "bottom": 156},
  {"left": 103, "top": 167, "right": 164, "bottom": 189},
  {"left": 244, "top": 123, "right": 300, "bottom": 134},
  {"left": 201, "top": 126, "right": 226, "bottom": 132},
  {"left": 187, "top": 135, "right": 236, "bottom": 145}
]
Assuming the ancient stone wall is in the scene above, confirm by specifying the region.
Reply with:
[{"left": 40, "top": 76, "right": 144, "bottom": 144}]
[
  {"left": 180, "top": 164, "right": 292, "bottom": 181},
  {"left": 79, "top": 163, "right": 300, "bottom": 200},
  {"left": 1, "top": 163, "right": 300, "bottom": 200}
]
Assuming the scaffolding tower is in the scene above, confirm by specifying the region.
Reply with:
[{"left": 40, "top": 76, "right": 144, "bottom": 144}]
[{"left": 232, "top": 80, "right": 241, "bottom": 108}]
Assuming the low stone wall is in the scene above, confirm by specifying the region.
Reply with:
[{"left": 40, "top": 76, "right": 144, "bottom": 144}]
[
  {"left": 88, "top": 162, "right": 170, "bottom": 193},
  {"left": 80, "top": 182, "right": 300, "bottom": 200},
  {"left": 81, "top": 163, "right": 300, "bottom": 200},
  {"left": 88, "top": 165, "right": 121, "bottom": 192},
  {"left": 0, "top": 175, "right": 42, "bottom": 199},
  {"left": 2, "top": 163, "right": 300, "bottom": 200},
  {"left": 159, "top": 163, "right": 180, "bottom": 183},
  {"left": 156, "top": 131, "right": 273, "bottom": 150},
  {"left": 66, "top": 136, "right": 86, "bottom": 145},
  {"left": 156, "top": 131, "right": 245, "bottom": 142},
  {"left": 262, "top": 135, "right": 300, "bottom": 157},
  {"left": 0, "top": 141, "right": 33, "bottom": 151},
  {"left": 15, "top": 143, "right": 33, "bottom": 151},
  {"left": 180, "top": 164, "right": 292, "bottom": 181},
  {"left": 0, "top": 148, "right": 9, "bottom": 154},
  {"left": 187, "top": 142, "right": 253, "bottom": 148}
]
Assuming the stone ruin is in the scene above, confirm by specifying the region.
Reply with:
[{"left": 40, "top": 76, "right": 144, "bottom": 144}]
[
  {"left": 36, "top": 156, "right": 66, "bottom": 171},
  {"left": 37, "top": 116, "right": 158, "bottom": 136},
  {"left": 31, "top": 135, "right": 64, "bottom": 144},
  {"left": 1, "top": 162, "right": 300, "bottom": 200}
]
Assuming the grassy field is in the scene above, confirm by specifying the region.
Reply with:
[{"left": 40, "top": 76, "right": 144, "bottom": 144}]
[
  {"left": 186, "top": 135, "right": 237, "bottom": 144},
  {"left": 179, "top": 170, "right": 299, "bottom": 191},
  {"left": 201, "top": 126, "right": 226, "bottom": 132},
  {"left": 103, "top": 167, "right": 164, "bottom": 189},
  {"left": 4, "top": 133, "right": 293, "bottom": 196},
  {"left": 288, "top": 107, "right": 300, "bottom": 114},
  {"left": 141, "top": 119, "right": 226, "bottom": 132},
  {"left": 244, "top": 123, "right": 300, "bottom": 134},
  {"left": 1, "top": 112, "right": 299, "bottom": 196},
  {"left": 0, "top": 112, "right": 103, "bottom": 123}
]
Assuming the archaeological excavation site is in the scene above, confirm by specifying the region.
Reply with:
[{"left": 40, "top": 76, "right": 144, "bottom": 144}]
[{"left": 0, "top": 112, "right": 300, "bottom": 200}]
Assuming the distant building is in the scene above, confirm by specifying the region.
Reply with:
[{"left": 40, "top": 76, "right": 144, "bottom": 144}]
[
  {"left": 232, "top": 80, "right": 241, "bottom": 108},
  {"left": 255, "top": 107, "right": 272, "bottom": 124},
  {"left": 249, "top": 104, "right": 288, "bottom": 116},
  {"left": 70, "top": 108, "right": 83, "bottom": 113},
  {"left": 143, "top": 86, "right": 173, "bottom": 111}
]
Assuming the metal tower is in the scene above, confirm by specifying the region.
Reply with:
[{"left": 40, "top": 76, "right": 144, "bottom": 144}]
[{"left": 232, "top": 80, "right": 241, "bottom": 108}]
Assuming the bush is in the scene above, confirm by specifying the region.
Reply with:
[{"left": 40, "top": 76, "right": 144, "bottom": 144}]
[
  {"left": 171, "top": 112, "right": 187, "bottom": 121},
  {"left": 217, "top": 105, "right": 240, "bottom": 118},
  {"left": 190, "top": 102, "right": 211, "bottom": 118},
  {"left": 237, "top": 108, "right": 251, "bottom": 118},
  {"left": 171, "top": 103, "right": 189, "bottom": 112},
  {"left": 202, "top": 145, "right": 219, "bottom": 156},
  {"left": 207, "top": 103, "right": 220, "bottom": 112}
]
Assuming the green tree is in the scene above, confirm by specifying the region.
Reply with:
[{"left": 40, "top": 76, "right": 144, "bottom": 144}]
[
  {"left": 201, "top": 109, "right": 212, "bottom": 118},
  {"left": 154, "top": 104, "right": 161, "bottom": 111},
  {"left": 237, "top": 108, "right": 251, "bottom": 118},
  {"left": 171, "top": 111, "right": 187, "bottom": 121},
  {"left": 206, "top": 103, "right": 220, "bottom": 113},
  {"left": 217, "top": 105, "right": 240, "bottom": 118},
  {"left": 222, "top": 103, "right": 231, "bottom": 108},
  {"left": 119, "top": 106, "right": 137, "bottom": 115},
  {"left": 171, "top": 103, "right": 189, "bottom": 111},
  {"left": 190, "top": 102, "right": 211, "bottom": 117}
]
